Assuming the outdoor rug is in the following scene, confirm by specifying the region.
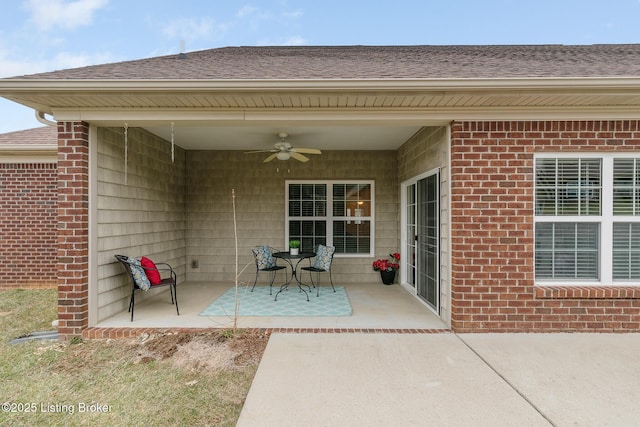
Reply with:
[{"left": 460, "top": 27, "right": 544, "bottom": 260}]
[{"left": 199, "top": 285, "right": 352, "bottom": 317}]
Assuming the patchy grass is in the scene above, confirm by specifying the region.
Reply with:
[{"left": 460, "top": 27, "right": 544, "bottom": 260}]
[
  {"left": 0, "top": 289, "right": 268, "bottom": 426},
  {"left": 0, "top": 289, "right": 57, "bottom": 339}
]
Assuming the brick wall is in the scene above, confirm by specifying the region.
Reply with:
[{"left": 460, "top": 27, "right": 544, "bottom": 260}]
[
  {"left": 57, "top": 121, "right": 89, "bottom": 339},
  {"left": 450, "top": 120, "right": 640, "bottom": 332},
  {"left": 0, "top": 162, "right": 57, "bottom": 289}
]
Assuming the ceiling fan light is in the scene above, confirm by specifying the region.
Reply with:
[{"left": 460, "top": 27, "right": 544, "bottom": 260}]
[{"left": 276, "top": 151, "right": 291, "bottom": 160}]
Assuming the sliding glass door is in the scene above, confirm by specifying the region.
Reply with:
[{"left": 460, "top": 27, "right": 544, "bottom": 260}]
[{"left": 402, "top": 170, "right": 440, "bottom": 313}]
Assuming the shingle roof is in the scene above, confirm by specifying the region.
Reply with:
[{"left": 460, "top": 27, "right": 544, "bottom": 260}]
[
  {"left": 11, "top": 45, "right": 640, "bottom": 80},
  {"left": 0, "top": 126, "right": 57, "bottom": 145}
]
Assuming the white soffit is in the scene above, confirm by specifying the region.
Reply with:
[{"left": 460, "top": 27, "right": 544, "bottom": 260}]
[
  {"left": 143, "top": 124, "right": 425, "bottom": 151},
  {"left": 4, "top": 77, "right": 640, "bottom": 150}
]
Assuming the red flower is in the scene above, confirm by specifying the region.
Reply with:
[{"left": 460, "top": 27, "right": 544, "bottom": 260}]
[{"left": 372, "top": 252, "right": 401, "bottom": 272}]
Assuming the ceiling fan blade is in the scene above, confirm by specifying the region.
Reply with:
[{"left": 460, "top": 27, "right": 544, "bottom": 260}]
[
  {"left": 263, "top": 153, "right": 279, "bottom": 162},
  {"left": 291, "top": 148, "right": 322, "bottom": 155},
  {"left": 245, "top": 149, "right": 277, "bottom": 154},
  {"left": 290, "top": 152, "right": 310, "bottom": 162}
]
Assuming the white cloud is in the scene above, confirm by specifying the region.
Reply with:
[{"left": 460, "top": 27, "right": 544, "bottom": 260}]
[
  {"left": 50, "top": 51, "right": 114, "bottom": 69},
  {"left": 283, "top": 9, "right": 303, "bottom": 19},
  {"left": 232, "top": 3, "right": 307, "bottom": 46},
  {"left": 0, "top": 45, "right": 114, "bottom": 78},
  {"left": 257, "top": 35, "right": 307, "bottom": 46},
  {"left": 282, "top": 36, "right": 306, "bottom": 46},
  {"left": 236, "top": 4, "right": 274, "bottom": 24},
  {"left": 0, "top": 42, "right": 42, "bottom": 77},
  {"left": 162, "top": 17, "right": 228, "bottom": 42},
  {"left": 237, "top": 5, "right": 258, "bottom": 18},
  {"left": 23, "top": 0, "right": 109, "bottom": 32},
  {"left": 0, "top": 57, "right": 41, "bottom": 78}
]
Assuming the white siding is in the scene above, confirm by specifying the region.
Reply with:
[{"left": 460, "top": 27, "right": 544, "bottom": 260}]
[
  {"left": 96, "top": 127, "right": 186, "bottom": 321},
  {"left": 186, "top": 150, "right": 399, "bottom": 286},
  {"left": 398, "top": 126, "right": 451, "bottom": 327}
]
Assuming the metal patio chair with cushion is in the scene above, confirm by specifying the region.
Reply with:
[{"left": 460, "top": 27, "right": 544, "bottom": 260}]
[
  {"left": 251, "top": 246, "right": 287, "bottom": 295},
  {"left": 301, "top": 244, "right": 336, "bottom": 297},
  {"left": 114, "top": 254, "right": 179, "bottom": 321}
]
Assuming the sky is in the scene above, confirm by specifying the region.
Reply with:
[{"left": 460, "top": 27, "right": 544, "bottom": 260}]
[{"left": 1, "top": 0, "right": 640, "bottom": 133}]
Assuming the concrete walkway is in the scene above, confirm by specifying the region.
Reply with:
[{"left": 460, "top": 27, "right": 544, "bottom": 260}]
[{"left": 237, "top": 333, "right": 640, "bottom": 426}]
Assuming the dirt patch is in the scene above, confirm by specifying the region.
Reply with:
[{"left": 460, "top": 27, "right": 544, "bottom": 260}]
[
  {"left": 134, "top": 330, "right": 269, "bottom": 374},
  {"left": 47, "top": 329, "right": 270, "bottom": 378}
]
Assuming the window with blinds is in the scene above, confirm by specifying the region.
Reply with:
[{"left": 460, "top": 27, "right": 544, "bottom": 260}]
[
  {"left": 286, "top": 181, "right": 374, "bottom": 256},
  {"left": 535, "top": 158, "right": 601, "bottom": 216},
  {"left": 535, "top": 158, "right": 601, "bottom": 280},
  {"left": 535, "top": 222, "right": 599, "bottom": 279},
  {"left": 613, "top": 158, "right": 640, "bottom": 215},
  {"left": 612, "top": 158, "right": 640, "bottom": 280},
  {"left": 612, "top": 223, "right": 640, "bottom": 280},
  {"left": 535, "top": 155, "right": 640, "bottom": 284}
]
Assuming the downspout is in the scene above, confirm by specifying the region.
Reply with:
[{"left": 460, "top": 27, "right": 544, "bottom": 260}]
[{"left": 35, "top": 110, "right": 56, "bottom": 126}]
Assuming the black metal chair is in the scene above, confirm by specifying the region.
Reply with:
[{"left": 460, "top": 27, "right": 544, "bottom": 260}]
[
  {"left": 250, "top": 246, "right": 287, "bottom": 295},
  {"left": 301, "top": 244, "right": 336, "bottom": 297},
  {"left": 115, "top": 255, "right": 179, "bottom": 321}
]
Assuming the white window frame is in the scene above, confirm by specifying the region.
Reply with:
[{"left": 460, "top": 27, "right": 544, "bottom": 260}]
[
  {"left": 535, "top": 153, "right": 640, "bottom": 286},
  {"left": 285, "top": 180, "right": 375, "bottom": 257}
]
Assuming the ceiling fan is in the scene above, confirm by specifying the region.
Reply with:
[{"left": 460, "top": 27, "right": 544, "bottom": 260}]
[{"left": 246, "top": 133, "right": 322, "bottom": 162}]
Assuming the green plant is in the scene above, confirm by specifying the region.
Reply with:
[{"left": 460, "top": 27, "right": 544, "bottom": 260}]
[
  {"left": 220, "top": 328, "right": 235, "bottom": 339},
  {"left": 289, "top": 240, "right": 301, "bottom": 249}
]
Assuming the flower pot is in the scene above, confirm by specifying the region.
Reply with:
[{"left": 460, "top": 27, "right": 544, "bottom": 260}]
[
  {"left": 290, "top": 248, "right": 299, "bottom": 256},
  {"left": 379, "top": 270, "right": 396, "bottom": 285}
]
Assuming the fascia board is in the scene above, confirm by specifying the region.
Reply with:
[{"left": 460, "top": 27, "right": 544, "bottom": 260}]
[
  {"left": 0, "top": 144, "right": 57, "bottom": 152},
  {"left": 50, "top": 105, "right": 640, "bottom": 125},
  {"left": 0, "top": 144, "right": 57, "bottom": 162},
  {"left": 2, "top": 77, "right": 640, "bottom": 92}
]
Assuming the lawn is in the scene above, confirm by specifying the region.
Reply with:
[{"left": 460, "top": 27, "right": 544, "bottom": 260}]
[{"left": 0, "top": 289, "right": 268, "bottom": 426}]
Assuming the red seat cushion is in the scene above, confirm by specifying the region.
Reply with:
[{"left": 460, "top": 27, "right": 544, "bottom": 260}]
[{"left": 140, "top": 256, "right": 162, "bottom": 285}]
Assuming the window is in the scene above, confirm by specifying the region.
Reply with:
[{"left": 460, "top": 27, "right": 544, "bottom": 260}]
[
  {"left": 613, "top": 158, "right": 640, "bottom": 280},
  {"left": 535, "top": 155, "right": 640, "bottom": 284},
  {"left": 535, "top": 222, "right": 599, "bottom": 279},
  {"left": 612, "top": 223, "right": 640, "bottom": 279},
  {"left": 286, "top": 181, "right": 374, "bottom": 256}
]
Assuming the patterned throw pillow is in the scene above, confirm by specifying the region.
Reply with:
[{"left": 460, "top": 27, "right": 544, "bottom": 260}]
[
  {"left": 127, "top": 256, "right": 151, "bottom": 291},
  {"left": 252, "top": 246, "right": 276, "bottom": 270},
  {"left": 313, "top": 244, "right": 335, "bottom": 271}
]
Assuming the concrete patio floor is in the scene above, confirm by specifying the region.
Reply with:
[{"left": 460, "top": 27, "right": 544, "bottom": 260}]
[{"left": 96, "top": 281, "right": 448, "bottom": 330}]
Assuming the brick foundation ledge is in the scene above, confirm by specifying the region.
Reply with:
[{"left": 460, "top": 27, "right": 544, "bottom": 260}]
[
  {"left": 535, "top": 285, "right": 640, "bottom": 299},
  {"left": 82, "top": 327, "right": 451, "bottom": 339}
]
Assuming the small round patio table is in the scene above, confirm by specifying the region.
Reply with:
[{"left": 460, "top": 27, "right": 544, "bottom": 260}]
[{"left": 273, "top": 251, "right": 315, "bottom": 301}]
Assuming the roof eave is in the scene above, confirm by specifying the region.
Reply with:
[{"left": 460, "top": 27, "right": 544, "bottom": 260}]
[
  {"left": 2, "top": 76, "right": 640, "bottom": 92},
  {"left": 0, "top": 144, "right": 57, "bottom": 161},
  {"left": 3, "top": 77, "right": 640, "bottom": 124}
]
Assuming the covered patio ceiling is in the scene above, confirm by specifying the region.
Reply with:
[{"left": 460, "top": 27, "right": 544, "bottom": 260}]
[{"left": 143, "top": 124, "right": 425, "bottom": 151}]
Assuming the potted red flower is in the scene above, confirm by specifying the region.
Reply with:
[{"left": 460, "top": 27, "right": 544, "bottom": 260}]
[{"left": 372, "top": 252, "right": 400, "bottom": 285}]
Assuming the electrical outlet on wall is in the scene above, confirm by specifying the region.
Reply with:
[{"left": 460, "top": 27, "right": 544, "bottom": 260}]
[{"left": 191, "top": 259, "right": 199, "bottom": 269}]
